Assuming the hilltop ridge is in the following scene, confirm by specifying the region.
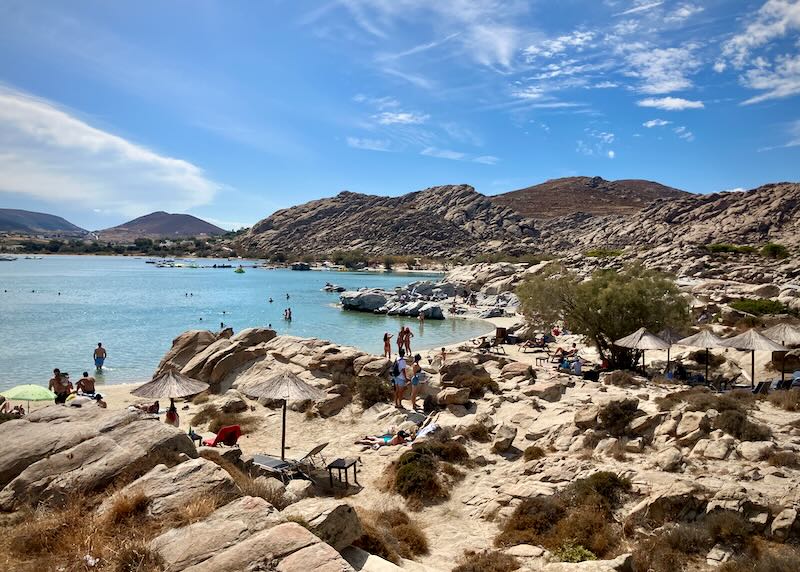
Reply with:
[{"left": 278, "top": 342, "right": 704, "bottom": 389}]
[{"left": 97, "top": 211, "right": 226, "bottom": 241}]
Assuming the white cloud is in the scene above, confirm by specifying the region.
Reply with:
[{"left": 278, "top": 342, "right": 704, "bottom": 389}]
[
  {"left": 374, "top": 111, "right": 429, "bottom": 125},
  {"left": 637, "top": 97, "right": 705, "bottom": 110},
  {"left": 608, "top": 150, "right": 616, "bottom": 159},
  {"left": 613, "top": 1, "right": 664, "bottom": 17},
  {"left": 376, "top": 32, "right": 461, "bottom": 61},
  {"left": 665, "top": 3, "right": 704, "bottom": 23},
  {"left": 420, "top": 147, "right": 467, "bottom": 160},
  {"left": 346, "top": 136, "right": 392, "bottom": 151},
  {"left": 623, "top": 44, "right": 702, "bottom": 93},
  {"left": 643, "top": 118, "right": 671, "bottom": 127},
  {"left": 759, "top": 119, "right": 800, "bottom": 150},
  {"left": 592, "top": 81, "right": 619, "bottom": 88},
  {"left": 511, "top": 86, "right": 545, "bottom": 100},
  {"left": 721, "top": 187, "right": 746, "bottom": 193},
  {"left": 0, "top": 86, "right": 219, "bottom": 217},
  {"left": 523, "top": 31, "right": 596, "bottom": 60},
  {"left": 353, "top": 94, "right": 400, "bottom": 110},
  {"left": 382, "top": 68, "right": 436, "bottom": 90},
  {"left": 473, "top": 155, "right": 499, "bottom": 165},
  {"left": 673, "top": 125, "right": 695, "bottom": 141},
  {"left": 719, "top": 0, "right": 800, "bottom": 69},
  {"left": 741, "top": 53, "right": 800, "bottom": 104}
]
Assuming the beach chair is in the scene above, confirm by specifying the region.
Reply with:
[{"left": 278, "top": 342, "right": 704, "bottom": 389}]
[
  {"left": 203, "top": 425, "right": 242, "bottom": 447},
  {"left": 252, "top": 442, "right": 329, "bottom": 484},
  {"left": 752, "top": 381, "right": 771, "bottom": 395}
]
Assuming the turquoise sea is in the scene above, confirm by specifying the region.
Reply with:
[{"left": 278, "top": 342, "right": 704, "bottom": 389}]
[{"left": 0, "top": 256, "right": 491, "bottom": 390}]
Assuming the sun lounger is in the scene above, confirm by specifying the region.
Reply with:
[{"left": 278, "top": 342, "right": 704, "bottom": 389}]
[
  {"left": 752, "top": 381, "right": 771, "bottom": 395},
  {"left": 202, "top": 425, "right": 242, "bottom": 447},
  {"left": 252, "top": 442, "right": 329, "bottom": 484}
]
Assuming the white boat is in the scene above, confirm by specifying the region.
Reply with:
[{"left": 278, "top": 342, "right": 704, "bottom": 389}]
[{"left": 0, "top": 256, "right": 17, "bottom": 261}]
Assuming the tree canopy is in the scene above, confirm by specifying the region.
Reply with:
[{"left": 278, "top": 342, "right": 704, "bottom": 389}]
[{"left": 517, "top": 264, "right": 689, "bottom": 369}]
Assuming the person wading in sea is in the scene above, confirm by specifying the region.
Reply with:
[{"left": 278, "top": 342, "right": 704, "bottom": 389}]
[{"left": 93, "top": 343, "right": 107, "bottom": 371}]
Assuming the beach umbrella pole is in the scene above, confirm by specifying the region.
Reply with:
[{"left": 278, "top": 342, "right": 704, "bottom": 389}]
[
  {"left": 705, "top": 348, "right": 709, "bottom": 382},
  {"left": 751, "top": 351, "right": 755, "bottom": 389},
  {"left": 281, "top": 399, "right": 287, "bottom": 461}
]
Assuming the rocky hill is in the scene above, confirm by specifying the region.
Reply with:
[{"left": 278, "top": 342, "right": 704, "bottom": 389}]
[
  {"left": 0, "top": 208, "right": 87, "bottom": 236},
  {"left": 492, "top": 176, "right": 689, "bottom": 219},
  {"left": 97, "top": 211, "right": 226, "bottom": 241},
  {"left": 237, "top": 185, "right": 538, "bottom": 257}
]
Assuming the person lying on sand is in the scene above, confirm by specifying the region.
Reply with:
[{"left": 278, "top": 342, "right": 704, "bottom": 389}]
[
  {"left": 354, "top": 430, "right": 411, "bottom": 448},
  {"left": 131, "top": 400, "right": 160, "bottom": 414}
]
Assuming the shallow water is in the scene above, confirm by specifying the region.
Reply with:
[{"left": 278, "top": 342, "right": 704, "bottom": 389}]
[{"left": 0, "top": 256, "right": 491, "bottom": 389}]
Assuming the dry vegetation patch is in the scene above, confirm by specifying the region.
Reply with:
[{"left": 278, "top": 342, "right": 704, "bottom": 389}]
[
  {"left": 523, "top": 445, "right": 546, "bottom": 461},
  {"left": 355, "top": 377, "right": 393, "bottom": 409},
  {"left": 603, "top": 370, "right": 642, "bottom": 388},
  {"left": 458, "top": 422, "right": 492, "bottom": 443},
  {"left": 713, "top": 409, "right": 772, "bottom": 441},
  {"left": 199, "top": 449, "right": 288, "bottom": 509},
  {"left": 655, "top": 387, "right": 756, "bottom": 414},
  {"left": 452, "top": 550, "right": 520, "bottom": 572},
  {"left": 767, "top": 389, "right": 800, "bottom": 412},
  {"left": 597, "top": 400, "right": 640, "bottom": 437},
  {"left": 191, "top": 404, "right": 258, "bottom": 433},
  {"left": 353, "top": 508, "right": 429, "bottom": 563},
  {"left": 495, "top": 472, "right": 631, "bottom": 562}
]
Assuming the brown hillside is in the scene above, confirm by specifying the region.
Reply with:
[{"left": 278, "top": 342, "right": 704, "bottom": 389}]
[
  {"left": 97, "top": 211, "right": 226, "bottom": 241},
  {"left": 491, "top": 176, "right": 689, "bottom": 219}
]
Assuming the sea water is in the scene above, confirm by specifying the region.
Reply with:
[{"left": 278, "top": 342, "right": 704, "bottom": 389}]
[{"left": 0, "top": 256, "right": 491, "bottom": 389}]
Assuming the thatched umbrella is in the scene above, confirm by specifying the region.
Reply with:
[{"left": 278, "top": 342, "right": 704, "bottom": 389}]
[
  {"left": 762, "top": 323, "right": 800, "bottom": 384},
  {"left": 658, "top": 328, "right": 686, "bottom": 370},
  {"left": 677, "top": 330, "right": 727, "bottom": 382},
  {"left": 614, "top": 328, "right": 670, "bottom": 371},
  {"left": 130, "top": 370, "right": 210, "bottom": 410},
  {"left": 244, "top": 370, "right": 325, "bottom": 460},
  {"left": 723, "top": 329, "right": 786, "bottom": 389}
]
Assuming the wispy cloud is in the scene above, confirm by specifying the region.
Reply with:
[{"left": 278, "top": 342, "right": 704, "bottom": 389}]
[
  {"left": 421, "top": 147, "right": 466, "bottom": 160},
  {"left": 346, "top": 136, "right": 393, "bottom": 151},
  {"left": 643, "top": 118, "right": 671, "bottom": 127},
  {"left": 374, "top": 111, "right": 429, "bottom": 125},
  {"left": 637, "top": 97, "right": 705, "bottom": 110},
  {"left": 613, "top": 1, "right": 664, "bottom": 17},
  {"left": 0, "top": 86, "right": 219, "bottom": 217},
  {"left": 376, "top": 32, "right": 461, "bottom": 61},
  {"left": 382, "top": 68, "right": 436, "bottom": 90},
  {"left": 759, "top": 119, "right": 800, "bottom": 151},
  {"left": 673, "top": 125, "right": 695, "bottom": 141},
  {"left": 473, "top": 155, "right": 499, "bottom": 165},
  {"left": 741, "top": 53, "right": 800, "bottom": 104},
  {"left": 523, "top": 31, "right": 596, "bottom": 60},
  {"left": 622, "top": 43, "right": 702, "bottom": 94},
  {"left": 665, "top": 3, "right": 704, "bottom": 24}
]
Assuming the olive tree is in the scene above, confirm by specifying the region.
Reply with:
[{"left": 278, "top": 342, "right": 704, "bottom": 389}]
[{"left": 517, "top": 264, "right": 689, "bottom": 369}]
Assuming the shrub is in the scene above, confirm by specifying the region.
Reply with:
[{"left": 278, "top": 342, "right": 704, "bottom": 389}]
[
  {"left": 603, "top": 370, "right": 642, "bottom": 388},
  {"left": 452, "top": 550, "right": 520, "bottom": 572},
  {"left": 523, "top": 445, "right": 546, "bottom": 461},
  {"left": 199, "top": 449, "right": 287, "bottom": 509},
  {"left": 102, "top": 490, "right": 150, "bottom": 526},
  {"left": 597, "top": 400, "right": 639, "bottom": 437},
  {"left": 713, "top": 409, "right": 772, "bottom": 441},
  {"left": 730, "top": 299, "right": 789, "bottom": 316},
  {"left": 687, "top": 350, "right": 726, "bottom": 368},
  {"left": 412, "top": 440, "right": 469, "bottom": 464},
  {"left": 705, "top": 511, "right": 749, "bottom": 545},
  {"left": 191, "top": 404, "right": 258, "bottom": 434},
  {"left": 111, "top": 540, "right": 165, "bottom": 571},
  {"left": 495, "top": 496, "right": 566, "bottom": 547},
  {"left": 631, "top": 523, "right": 711, "bottom": 572},
  {"left": 768, "top": 451, "right": 800, "bottom": 468},
  {"left": 767, "top": 389, "right": 800, "bottom": 412},
  {"left": 192, "top": 393, "right": 209, "bottom": 405},
  {"left": 551, "top": 506, "right": 613, "bottom": 557},
  {"left": 563, "top": 471, "right": 632, "bottom": 513},
  {"left": 761, "top": 242, "right": 789, "bottom": 259},
  {"left": 356, "top": 377, "right": 393, "bottom": 409},
  {"left": 517, "top": 264, "right": 689, "bottom": 370},
  {"left": 354, "top": 508, "right": 429, "bottom": 563},
  {"left": 705, "top": 243, "right": 756, "bottom": 255},
  {"left": 458, "top": 423, "right": 492, "bottom": 443},
  {"left": 655, "top": 387, "right": 755, "bottom": 414},
  {"left": 553, "top": 540, "right": 597, "bottom": 563},
  {"left": 719, "top": 542, "right": 800, "bottom": 572},
  {"left": 393, "top": 452, "right": 447, "bottom": 505}
]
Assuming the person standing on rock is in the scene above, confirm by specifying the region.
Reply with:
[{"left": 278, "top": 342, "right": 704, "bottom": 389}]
[
  {"left": 392, "top": 349, "right": 409, "bottom": 408},
  {"left": 410, "top": 354, "right": 423, "bottom": 410},
  {"left": 404, "top": 326, "right": 414, "bottom": 354},
  {"left": 383, "top": 332, "right": 393, "bottom": 358},
  {"left": 397, "top": 328, "right": 405, "bottom": 355}
]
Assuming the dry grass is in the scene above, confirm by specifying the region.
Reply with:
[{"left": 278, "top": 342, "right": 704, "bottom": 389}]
[
  {"left": 101, "top": 489, "right": 150, "bottom": 526},
  {"left": 768, "top": 451, "right": 800, "bottom": 468},
  {"left": 655, "top": 387, "right": 756, "bottom": 413},
  {"left": 354, "top": 508, "right": 429, "bottom": 563},
  {"left": 713, "top": 409, "right": 772, "bottom": 441},
  {"left": 719, "top": 541, "right": 800, "bottom": 572},
  {"left": 199, "top": 449, "right": 288, "bottom": 509},
  {"left": 458, "top": 423, "right": 492, "bottom": 443},
  {"left": 452, "top": 550, "right": 520, "bottom": 572},
  {"left": 603, "top": 370, "right": 642, "bottom": 388},
  {"left": 523, "top": 445, "right": 546, "bottom": 461},
  {"left": 597, "top": 399, "right": 640, "bottom": 437},
  {"left": 191, "top": 392, "right": 210, "bottom": 405},
  {"left": 191, "top": 404, "right": 258, "bottom": 434},
  {"left": 767, "top": 389, "right": 800, "bottom": 412},
  {"left": 355, "top": 377, "right": 393, "bottom": 409}
]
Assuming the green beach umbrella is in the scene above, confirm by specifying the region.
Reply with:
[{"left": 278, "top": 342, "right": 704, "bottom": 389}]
[{"left": 0, "top": 384, "right": 56, "bottom": 413}]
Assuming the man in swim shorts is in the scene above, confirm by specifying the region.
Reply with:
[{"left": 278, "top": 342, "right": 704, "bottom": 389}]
[
  {"left": 76, "top": 372, "right": 96, "bottom": 395},
  {"left": 48, "top": 368, "right": 69, "bottom": 404},
  {"left": 93, "top": 342, "right": 107, "bottom": 370}
]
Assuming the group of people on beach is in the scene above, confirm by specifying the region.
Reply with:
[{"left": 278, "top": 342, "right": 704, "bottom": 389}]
[
  {"left": 383, "top": 326, "right": 414, "bottom": 358},
  {"left": 391, "top": 349, "right": 425, "bottom": 410},
  {"left": 43, "top": 342, "right": 109, "bottom": 408}
]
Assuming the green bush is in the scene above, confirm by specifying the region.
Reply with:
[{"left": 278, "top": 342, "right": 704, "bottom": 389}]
[
  {"left": 705, "top": 243, "right": 756, "bottom": 254},
  {"left": 517, "top": 265, "right": 688, "bottom": 369},
  {"left": 597, "top": 400, "right": 640, "bottom": 437},
  {"left": 761, "top": 242, "right": 789, "bottom": 259},
  {"left": 713, "top": 409, "right": 772, "bottom": 441},
  {"left": 554, "top": 540, "right": 597, "bottom": 563},
  {"left": 388, "top": 440, "right": 469, "bottom": 507},
  {"left": 730, "top": 298, "right": 789, "bottom": 316},
  {"left": 355, "top": 378, "right": 393, "bottom": 409}
]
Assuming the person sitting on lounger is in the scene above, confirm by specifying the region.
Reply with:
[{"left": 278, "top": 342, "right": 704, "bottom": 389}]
[
  {"left": 132, "top": 400, "right": 160, "bottom": 414},
  {"left": 354, "top": 430, "right": 410, "bottom": 448},
  {"left": 553, "top": 343, "right": 578, "bottom": 358}
]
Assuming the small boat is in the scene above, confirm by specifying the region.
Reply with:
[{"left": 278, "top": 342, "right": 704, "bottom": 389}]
[
  {"left": 0, "top": 256, "right": 17, "bottom": 261},
  {"left": 234, "top": 266, "right": 245, "bottom": 274}
]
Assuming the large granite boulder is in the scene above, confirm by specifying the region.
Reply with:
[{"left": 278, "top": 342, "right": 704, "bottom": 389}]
[
  {"left": 340, "top": 290, "right": 388, "bottom": 312},
  {"left": 315, "top": 385, "right": 353, "bottom": 418},
  {"left": 281, "top": 498, "right": 363, "bottom": 551},
  {"left": 492, "top": 423, "right": 518, "bottom": 453},
  {"left": 151, "top": 496, "right": 283, "bottom": 571},
  {"left": 440, "top": 357, "right": 492, "bottom": 389},
  {"left": 182, "top": 522, "right": 354, "bottom": 572},
  {"left": 98, "top": 458, "right": 238, "bottom": 518},
  {"left": 627, "top": 480, "right": 708, "bottom": 526},
  {"left": 0, "top": 407, "right": 196, "bottom": 508},
  {"left": 156, "top": 330, "right": 217, "bottom": 376}
]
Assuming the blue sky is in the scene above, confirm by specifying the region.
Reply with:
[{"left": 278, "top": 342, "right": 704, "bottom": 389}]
[{"left": 0, "top": 0, "right": 799, "bottom": 230}]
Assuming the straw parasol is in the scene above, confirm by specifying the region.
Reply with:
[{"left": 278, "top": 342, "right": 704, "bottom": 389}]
[
  {"left": 245, "top": 370, "right": 325, "bottom": 460},
  {"left": 614, "top": 328, "right": 670, "bottom": 371},
  {"left": 723, "top": 329, "right": 786, "bottom": 388},
  {"left": 0, "top": 384, "right": 56, "bottom": 413},
  {"left": 658, "top": 328, "right": 686, "bottom": 370},
  {"left": 676, "top": 330, "right": 727, "bottom": 382},
  {"left": 130, "top": 370, "right": 209, "bottom": 400},
  {"left": 762, "top": 324, "right": 800, "bottom": 384}
]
